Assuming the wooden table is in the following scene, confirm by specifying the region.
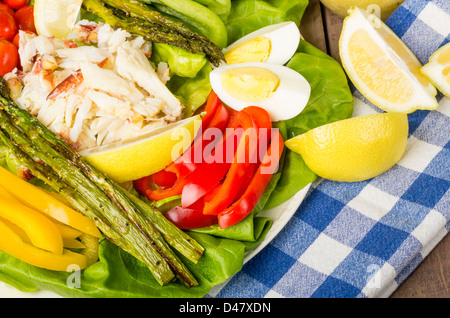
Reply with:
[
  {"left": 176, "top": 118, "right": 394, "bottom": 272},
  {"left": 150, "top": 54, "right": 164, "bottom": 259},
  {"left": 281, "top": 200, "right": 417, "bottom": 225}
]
[{"left": 299, "top": 0, "right": 450, "bottom": 298}]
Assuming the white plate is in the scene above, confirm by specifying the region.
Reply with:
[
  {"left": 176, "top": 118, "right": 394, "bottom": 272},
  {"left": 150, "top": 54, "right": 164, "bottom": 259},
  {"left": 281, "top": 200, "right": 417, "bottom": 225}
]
[{"left": 0, "top": 184, "right": 311, "bottom": 298}]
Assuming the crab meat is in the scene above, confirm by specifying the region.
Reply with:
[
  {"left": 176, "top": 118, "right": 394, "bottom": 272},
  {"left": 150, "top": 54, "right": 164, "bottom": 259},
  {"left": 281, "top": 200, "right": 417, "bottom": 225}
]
[
  {"left": 80, "top": 62, "right": 145, "bottom": 105},
  {"left": 56, "top": 46, "right": 109, "bottom": 71},
  {"left": 4, "top": 71, "right": 23, "bottom": 102},
  {"left": 115, "top": 42, "right": 182, "bottom": 119},
  {"left": 73, "top": 21, "right": 99, "bottom": 44},
  {"left": 5, "top": 21, "right": 184, "bottom": 152}
]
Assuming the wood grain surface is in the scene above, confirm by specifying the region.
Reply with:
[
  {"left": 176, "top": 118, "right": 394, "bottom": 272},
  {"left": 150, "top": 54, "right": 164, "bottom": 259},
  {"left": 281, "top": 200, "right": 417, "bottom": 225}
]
[{"left": 299, "top": 0, "right": 450, "bottom": 298}]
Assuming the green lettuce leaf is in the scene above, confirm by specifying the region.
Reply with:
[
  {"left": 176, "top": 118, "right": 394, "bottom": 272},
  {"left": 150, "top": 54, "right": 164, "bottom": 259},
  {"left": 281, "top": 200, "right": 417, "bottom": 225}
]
[
  {"left": 190, "top": 215, "right": 272, "bottom": 242},
  {"left": 151, "top": 42, "right": 208, "bottom": 78},
  {"left": 225, "top": 0, "right": 308, "bottom": 45},
  {"left": 166, "top": 63, "right": 213, "bottom": 118},
  {"left": 191, "top": 0, "right": 231, "bottom": 22}
]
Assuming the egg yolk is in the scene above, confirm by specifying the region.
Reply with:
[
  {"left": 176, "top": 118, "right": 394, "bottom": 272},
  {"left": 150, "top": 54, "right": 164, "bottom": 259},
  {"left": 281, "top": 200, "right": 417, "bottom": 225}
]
[
  {"left": 224, "top": 36, "right": 271, "bottom": 64},
  {"left": 220, "top": 67, "right": 280, "bottom": 102}
]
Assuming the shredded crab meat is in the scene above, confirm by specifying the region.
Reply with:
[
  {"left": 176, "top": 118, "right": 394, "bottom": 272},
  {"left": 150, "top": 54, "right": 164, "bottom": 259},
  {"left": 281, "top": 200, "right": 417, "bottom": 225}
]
[{"left": 6, "top": 21, "right": 182, "bottom": 151}]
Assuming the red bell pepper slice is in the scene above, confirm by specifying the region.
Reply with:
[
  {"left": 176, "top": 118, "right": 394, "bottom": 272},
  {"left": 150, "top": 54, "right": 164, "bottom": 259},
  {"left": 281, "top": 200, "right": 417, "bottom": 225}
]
[
  {"left": 201, "top": 90, "right": 221, "bottom": 129},
  {"left": 133, "top": 173, "right": 183, "bottom": 201},
  {"left": 242, "top": 106, "right": 272, "bottom": 156},
  {"left": 133, "top": 171, "right": 188, "bottom": 201},
  {"left": 217, "top": 129, "right": 284, "bottom": 229},
  {"left": 164, "top": 200, "right": 218, "bottom": 230},
  {"left": 168, "top": 101, "right": 231, "bottom": 180},
  {"left": 165, "top": 206, "right": 218, "bottom": 230},
  {"left": 180, "top": 159, "right": 231, "bottom": 208},
  {"left": 235, "top": 106, "right": 273, "bottom": 198},
  {"left": 151, "top": 169, "right": 178, "bottom": 189},
  {"left": 180, "top": 124, "right": 244, "bottom": 208},
  {"left": 133, "top": 175, "right": 153, "bottom": 196},
  {"left": 202, "top": 110, "right": 259, "bottom": 215}
]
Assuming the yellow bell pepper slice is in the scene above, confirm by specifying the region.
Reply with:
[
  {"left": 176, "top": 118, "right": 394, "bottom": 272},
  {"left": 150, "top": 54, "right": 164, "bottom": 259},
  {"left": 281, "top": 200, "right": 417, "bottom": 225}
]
[
  {"left": 0, "top": 166, "right": 102, "bottom": 238},
  {"left": 0, "top": 185, "right": 17, "bottom": 202},
  {"left": 0, "top": 193, "right": 63, "bottom": 254},
  {"left": 53, "top": 222, "right": 83, "bottom": 240},
  {"left": 0, "top": 186, "right": 85, "bottom": 240},
  {"left": 63, "top": 238, "right": 86, "bottom": 249},
  {"left": 0, "top": 217, "right": 31, "bottom": 243},
  {"left": 1, "top": 216, "right": 87, "bottom": 250},
  {"left": 0, "top": 218, "right": 88, "bottom": 271}
]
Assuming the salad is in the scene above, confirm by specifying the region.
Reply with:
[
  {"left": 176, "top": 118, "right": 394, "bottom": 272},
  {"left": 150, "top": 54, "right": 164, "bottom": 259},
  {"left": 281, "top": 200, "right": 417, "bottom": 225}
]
[{"left": 0, "top": 0, "right": 354, "bottom": 297}]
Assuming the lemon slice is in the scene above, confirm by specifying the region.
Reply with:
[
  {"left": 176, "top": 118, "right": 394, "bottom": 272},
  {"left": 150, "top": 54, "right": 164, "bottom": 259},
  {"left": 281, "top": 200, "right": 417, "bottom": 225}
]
[
  {"left": 339, "top": 7, "right": 438, "bottom": 113},
  {"left": 421, "top": 42, "right": 450, "bottom": 98},
  {"left": 79, "top": 115, "right": 202, "bottom": 184},
  {"left": 34, "top": 0, "right": 83, "bottom": 39},
  {"left": 285, "top": 112, "right": 409, "bottom": 182}
]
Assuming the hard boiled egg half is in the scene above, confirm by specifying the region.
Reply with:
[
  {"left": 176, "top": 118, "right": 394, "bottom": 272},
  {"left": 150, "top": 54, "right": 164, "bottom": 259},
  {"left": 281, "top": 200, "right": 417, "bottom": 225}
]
[
  {"left": 224, "top": 21, "right": 301, "bottom": 66},
  {"left": 210, "top": 62, "right": 311, "bottom": 121},
  {"left": 210, "top": 21, "right": 310, "bottom": 122}
]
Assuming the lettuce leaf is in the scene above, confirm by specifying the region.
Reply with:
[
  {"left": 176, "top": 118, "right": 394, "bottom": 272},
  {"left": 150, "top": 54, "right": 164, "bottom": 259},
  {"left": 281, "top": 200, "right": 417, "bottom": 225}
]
[
  {"left": 191, "top": 0, "right": 231, "bottom": 22},
  {"left": 166, "top": 63, "right": 213, "bottom": 118},
  {"left": 151, "top": 42, "right": 208, "bottom": 78},
  {"left": 225, "top": 0, "right": 308, "bottom": 45}
]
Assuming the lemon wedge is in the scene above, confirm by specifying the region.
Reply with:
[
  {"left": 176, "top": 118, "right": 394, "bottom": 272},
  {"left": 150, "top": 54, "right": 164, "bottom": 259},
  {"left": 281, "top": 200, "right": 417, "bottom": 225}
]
[
  {"left": 34, "top": 0, "right": 83, "bottom": 39},
  {"left": 339, "top": 7, "right": 438, "bottom": 113},
  {"left": 421, "top": 42, "right": 450, "bottom": 98},
  {"left": 285, "top": 112, "right": 409, "bottom": 182},
  {"left": 80, "top": 115, "right": 202, "bottom": 184}
]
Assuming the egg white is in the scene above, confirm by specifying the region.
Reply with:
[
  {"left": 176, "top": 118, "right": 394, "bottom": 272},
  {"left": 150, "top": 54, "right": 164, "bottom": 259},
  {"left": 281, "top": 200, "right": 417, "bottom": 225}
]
[
  {"left": 210, "top": 62, "right": 311, "bottom": 122},
  {"left": 223, "top": 21, "right": 301, "bottom": 66}
]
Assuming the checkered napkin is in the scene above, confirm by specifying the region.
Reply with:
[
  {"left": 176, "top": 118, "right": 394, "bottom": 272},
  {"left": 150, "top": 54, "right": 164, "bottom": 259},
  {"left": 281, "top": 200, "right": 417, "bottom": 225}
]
[{"left": 208, "top": 0, "right": 450, "bottom": 298}]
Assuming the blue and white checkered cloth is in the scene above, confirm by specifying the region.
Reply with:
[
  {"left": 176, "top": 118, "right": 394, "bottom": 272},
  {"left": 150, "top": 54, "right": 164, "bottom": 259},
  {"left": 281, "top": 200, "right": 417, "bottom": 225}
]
[{"left": 208, "top": 0, "right": 450, "bottom": 298}]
